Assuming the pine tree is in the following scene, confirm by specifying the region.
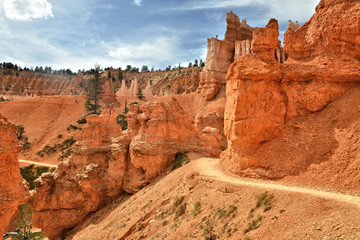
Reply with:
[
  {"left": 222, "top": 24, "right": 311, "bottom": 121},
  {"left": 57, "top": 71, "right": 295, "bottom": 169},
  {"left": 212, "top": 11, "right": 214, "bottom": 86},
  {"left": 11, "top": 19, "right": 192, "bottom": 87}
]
[
  {"left": 137, "top": 88, "right": 144, "bottom": 100},
  {"left": 84, "top": 64, "right": 104, "bottom": 114}
]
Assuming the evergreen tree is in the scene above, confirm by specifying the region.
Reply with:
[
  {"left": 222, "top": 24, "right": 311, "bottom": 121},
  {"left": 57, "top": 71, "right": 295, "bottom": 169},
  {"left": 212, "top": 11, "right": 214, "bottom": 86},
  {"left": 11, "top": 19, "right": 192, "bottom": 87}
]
[
  {"left": 137, "top": 88, "right": 144, "bottom": 100},
  {"left": 194, "top": 59, "right": 199, "bottom": 67},
  {"left": 84, "top": 65, "right": 104, "bottom": 114},
  {"left": 188, "top": 62, "right": 193, "bottom": 68}
]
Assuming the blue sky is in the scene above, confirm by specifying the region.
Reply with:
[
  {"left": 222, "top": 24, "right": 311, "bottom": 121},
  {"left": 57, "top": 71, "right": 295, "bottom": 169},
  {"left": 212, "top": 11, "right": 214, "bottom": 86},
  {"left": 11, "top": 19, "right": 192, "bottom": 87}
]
[{"left": 0, "top": 0, "right": 318, "bottom": 71}]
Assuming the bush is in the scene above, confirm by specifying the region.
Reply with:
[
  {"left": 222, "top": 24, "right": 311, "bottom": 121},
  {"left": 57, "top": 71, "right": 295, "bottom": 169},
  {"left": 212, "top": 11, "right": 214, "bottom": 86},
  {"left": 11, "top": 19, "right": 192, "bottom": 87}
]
[
  {"left": 20, "top": 165, "right": 50, "bottom": 190},
  {"left": 129, "top": 102, "right": 138, "bottom": 106},
  {"left": 77, "top": 118, "right": 87, "bottom": 124},
  {"left": 244, "top": 215, "right": 262, "bottom": 233},
  {"left": 116, "top": 114, "right": 128, "bottom": 130},
  {"left": 255, "top": 191, "right": 274, "bottom": 211},
  {"left": 67, "top": 124, "right": 81, "bottom": 131},
  {"left": 16, "top": 125, "right": 25, "bottom": 139},
  {"left": 172, "top": 153, "right": 190, "bottom": 170},
  {"left": 60, "top": 137, "right": 76, "bottom": 150},
  {"left": 57, "top": 134, "right": 63, "bottom": 139},
  {"left": 59, "top": 148, "right": 72, "bottom": 160}
]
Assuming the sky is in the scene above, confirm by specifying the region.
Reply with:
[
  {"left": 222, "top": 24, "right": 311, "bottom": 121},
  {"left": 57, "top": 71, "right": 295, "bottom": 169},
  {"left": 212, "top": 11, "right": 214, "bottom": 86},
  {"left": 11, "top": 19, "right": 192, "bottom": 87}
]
[{"left": 0, "top": 0, "right": 319, "bottom": 71}]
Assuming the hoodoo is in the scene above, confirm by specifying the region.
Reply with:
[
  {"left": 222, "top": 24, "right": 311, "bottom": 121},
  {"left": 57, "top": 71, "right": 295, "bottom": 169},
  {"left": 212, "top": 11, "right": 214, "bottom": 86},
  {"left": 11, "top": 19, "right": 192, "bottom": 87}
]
[{"left": 221, "top": 0, "right": 360, "bottom": 178}]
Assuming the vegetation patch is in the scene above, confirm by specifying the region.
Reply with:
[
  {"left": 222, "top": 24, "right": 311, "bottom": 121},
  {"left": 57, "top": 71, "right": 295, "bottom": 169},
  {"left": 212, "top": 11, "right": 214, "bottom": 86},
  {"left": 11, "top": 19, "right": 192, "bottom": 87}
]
[
  {"left": 244, "top": 192, "right": 275, "bottom": 234},
  {"left": 214, "top": 204, "right": 237, "bottom": 219},
  {"left": 172, "top": 153, "right": 190, "bottom": 170},
  {"left": 67, "top": 124, "right": 81, "bottom": 131},
  {"left": 116, "top": 114, "right": 128, "bottom": 130},
  {"left": 243, "top": 215, "right": 262, "bottom": 233},
  {"left": 59, "top": 148, "right": 72, "bottom": 160},
  {"left": 255, "top": 191, "right": 274, "bottom": 212},
  {"left": 190, "top": 200, "right": 201, "bottom": 217},
  {"left": 36, "top": 137, "right": 76, "bottom": 157},
  {"left": 77, "top": 118, "right": 87, "bottom": 124},
  {"left": 20, "top": 165, "right": 53, "bottom": 190}
]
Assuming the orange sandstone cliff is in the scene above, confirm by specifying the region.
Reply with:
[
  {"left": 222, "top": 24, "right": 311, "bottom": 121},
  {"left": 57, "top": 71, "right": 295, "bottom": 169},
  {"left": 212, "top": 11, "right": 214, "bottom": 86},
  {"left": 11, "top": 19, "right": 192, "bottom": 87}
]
[
  {"left": 221, "top": 0, "right": 360, "bottom": 179},
  {"left": 0, "top": 115, "right": 29, "bottom": 236},
  {"left": 31, "top": 97, "right": 225, "bottom": 239}
]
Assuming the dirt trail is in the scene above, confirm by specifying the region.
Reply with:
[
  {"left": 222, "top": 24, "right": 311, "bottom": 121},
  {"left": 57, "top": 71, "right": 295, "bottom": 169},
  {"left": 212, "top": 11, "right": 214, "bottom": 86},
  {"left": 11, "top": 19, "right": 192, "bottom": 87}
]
[
  {"left": 196, "top": 158, "right": 360, "bottom": 206},
  {"left": 18, "top": 159, "right": 57, "bottom": 168}
]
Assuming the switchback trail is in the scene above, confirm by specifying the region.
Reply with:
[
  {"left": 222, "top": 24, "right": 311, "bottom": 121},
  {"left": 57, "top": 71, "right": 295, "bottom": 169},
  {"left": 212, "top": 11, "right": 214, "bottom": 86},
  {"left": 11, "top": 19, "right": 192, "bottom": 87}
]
[
  {"left": 18, "top": 159, "right": 57, "bottom": 168},
  {"left": 196, "top": 158, "right": 360, "bottom": 206}
]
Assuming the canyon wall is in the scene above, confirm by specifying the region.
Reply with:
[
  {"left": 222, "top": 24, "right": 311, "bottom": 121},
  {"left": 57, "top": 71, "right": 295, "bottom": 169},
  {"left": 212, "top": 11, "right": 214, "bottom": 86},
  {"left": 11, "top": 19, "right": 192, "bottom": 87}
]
[
  {"left": 0, "top": 71, "right": 85, "bottom": 96},
  {"left": 0, "top": 115, "right": 29, "bottom": 236},
  {"left": 31, "top": 97, "right": 225, "bottom": 239},
  {"left": 221, "top": 0, "right": 360, "bottom": 178},
  {"left": 197, "top": 11, "right": 286, "bottom": 101}
]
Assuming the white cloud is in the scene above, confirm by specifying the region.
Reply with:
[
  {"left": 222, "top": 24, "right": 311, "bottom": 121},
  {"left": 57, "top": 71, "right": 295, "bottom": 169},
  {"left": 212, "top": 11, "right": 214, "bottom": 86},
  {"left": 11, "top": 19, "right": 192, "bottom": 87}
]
[
  {"left": 3, "top": 0, "right": 53, "bottom": 21},
  {"left": 108, "top": 37, "right": 177, "bottom": 64},
  {"left": 176, "top": 0, "right": 318, "bottom": 23},
  {"left": 133, "top": 0, "right": 142, "bottom": 7}
]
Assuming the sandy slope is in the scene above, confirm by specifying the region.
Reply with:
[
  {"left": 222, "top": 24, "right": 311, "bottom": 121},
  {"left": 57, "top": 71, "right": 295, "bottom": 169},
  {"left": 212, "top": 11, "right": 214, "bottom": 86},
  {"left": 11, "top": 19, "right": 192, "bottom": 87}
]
[
  {"left": 0, "top": 95, "right": 86, "bottom": 165},
  {"left": 66, "top": 157, "right": 360, "bottom": 240}
]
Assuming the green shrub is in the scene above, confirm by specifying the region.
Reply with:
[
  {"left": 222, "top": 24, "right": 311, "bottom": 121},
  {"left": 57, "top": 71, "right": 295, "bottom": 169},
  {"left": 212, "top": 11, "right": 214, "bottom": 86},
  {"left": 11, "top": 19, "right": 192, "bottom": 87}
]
[
  {"left": 20, "top": 165, "right": 50, "bottom": 190},
  {"left": 172, "top": 153, "right": 190, "bottom": 170},
  {"left": 57, "top": 134, "right": 63, "bottom": 139},
  {"left": 171, "top": 195, "right": 185, "bottom": 209},
  {"left": 59, "top": 148, "right": 72, "bottom": 160},
  {"left": 16, "top": 125, "right": 25, "bottom": 139},
  {"left": 61, "top": 137, "right": 76, "bottom": 150},
  {"left": 116, "top": 114, "right": 128, "bottom": 130},
  {"left": 244, "top": 215, "right": 262, "bottom": 233},
  {"left": 129, "top": 102, "right": 139, "bottom": 106},
  {"left": 67, "top": 124, "right": 81, "bottom": 131},
  {"left": 255, "top": 192, "right": 274, "bottom": 211},
  {"left": 77, "top": 118, "right": 87, "bottom": 124},
  {"left": 191, "top": 201, "right": 201, "bottom": 217}
]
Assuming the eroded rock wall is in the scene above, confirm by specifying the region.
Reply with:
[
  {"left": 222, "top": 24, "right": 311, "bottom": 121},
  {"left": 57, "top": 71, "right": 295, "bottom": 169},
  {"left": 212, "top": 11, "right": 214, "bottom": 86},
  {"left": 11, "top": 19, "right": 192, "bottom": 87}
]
[
  {"left": 0, "top": 115, "right": 29, "bottom": 236},
  {"left": 221, "top": 0, "right": 360, "bottom": 178},
  {"left": 31, "top": 98, "right": 225, "bottom": 239},
  {"left": 197, "top": 11, "right": 257, "bottom": 101}
]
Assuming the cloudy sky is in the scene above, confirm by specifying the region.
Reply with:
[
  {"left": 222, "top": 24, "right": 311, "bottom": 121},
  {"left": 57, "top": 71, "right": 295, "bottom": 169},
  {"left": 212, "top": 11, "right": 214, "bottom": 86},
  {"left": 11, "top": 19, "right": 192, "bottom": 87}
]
[{"left": 0, "top": 0, "right": 318, "bottom": 71}]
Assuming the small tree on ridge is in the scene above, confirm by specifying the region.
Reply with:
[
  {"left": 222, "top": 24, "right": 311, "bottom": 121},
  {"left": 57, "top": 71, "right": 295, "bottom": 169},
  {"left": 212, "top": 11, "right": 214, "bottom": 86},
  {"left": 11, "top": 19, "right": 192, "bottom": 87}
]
[{"left": 85, "top": 64, "right": 104, "bottom": 114}]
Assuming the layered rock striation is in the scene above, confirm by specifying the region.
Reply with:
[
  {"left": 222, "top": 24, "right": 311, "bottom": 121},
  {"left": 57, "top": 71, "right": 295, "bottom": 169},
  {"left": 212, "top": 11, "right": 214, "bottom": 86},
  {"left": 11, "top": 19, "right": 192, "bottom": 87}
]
[
  {"left": 221, "top": 0, "right": 360, "bottom": 178},
  {"left": 197, "top": 11, "right": 286, "bottom": 101},
  {"left": 0, "top": 115, "right": 29, "bottom": 236}
]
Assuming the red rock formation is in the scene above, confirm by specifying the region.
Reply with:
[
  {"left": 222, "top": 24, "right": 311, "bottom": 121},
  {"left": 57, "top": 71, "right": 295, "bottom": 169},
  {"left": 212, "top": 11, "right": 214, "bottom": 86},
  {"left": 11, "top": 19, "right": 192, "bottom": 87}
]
[
  {"left": 142, "top": 81, "right": 154, "bottom": 99},
  {"left": 221, "top": 0, "right": 360, "bottom": 178},
  {"left": 197, "top": 11, "right": 258, "bottom": 101},
  {"left": 0, "top": 115, "right": 29, "bottom": 236},
  {"left": 197, "top": 38, "right": 235, "bottom": 100},
  {"left": 30, "top": 108, "right": 140, "bottom": 239},
  {"left": 127, "top": 99, "right": 216, "bottom": 179},
  {"left": 101, "top": 80, "right": 117, "bottom": 104},
  {"left": 31, "top": 98, "right": 225, "bottom": 239}
]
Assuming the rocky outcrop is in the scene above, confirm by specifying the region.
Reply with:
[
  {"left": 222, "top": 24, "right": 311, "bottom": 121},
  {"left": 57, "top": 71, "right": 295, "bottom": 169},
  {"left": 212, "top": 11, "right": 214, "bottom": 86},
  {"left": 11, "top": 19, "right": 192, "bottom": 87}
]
[
  {"left": 0, "top": 115, "right": 29, "bottom": 236},
  {"left": 30, "top": 108, "right": 139, "bottom": 239},
  {"left": 101, "top": 80, "right": 117, "bottom": 104},
  {"left": 31, "top": 98, "right": 225, "bottom": 239},
  {"left": 127, "top": 99, "right": 224, "bottom": 178},
  {"left": 221, "top": 0, "right": 360, "bottom": 178},
  {"left": 197, "top": 11, "right": 286, "bottom": 101},
  {"left": 142, "top": 81, "right": 154, "bottom": 99},
  {"left": 197, "top": 11, "right": 256, "bottom": 101}
]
